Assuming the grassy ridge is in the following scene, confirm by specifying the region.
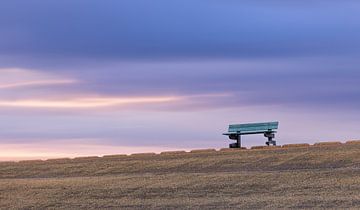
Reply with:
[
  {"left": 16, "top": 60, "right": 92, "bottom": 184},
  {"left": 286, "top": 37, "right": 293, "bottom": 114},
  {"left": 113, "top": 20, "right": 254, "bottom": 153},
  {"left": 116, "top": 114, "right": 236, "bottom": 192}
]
[{"left": 1, "top": 141, "right": 360, "bottom": 209}]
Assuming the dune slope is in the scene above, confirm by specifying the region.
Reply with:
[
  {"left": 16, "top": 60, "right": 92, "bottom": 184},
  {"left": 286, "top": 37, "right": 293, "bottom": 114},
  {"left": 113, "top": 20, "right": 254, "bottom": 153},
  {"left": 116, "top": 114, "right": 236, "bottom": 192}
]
[{"left": 1, "top": 142, "right": 360, "bottom": 209}]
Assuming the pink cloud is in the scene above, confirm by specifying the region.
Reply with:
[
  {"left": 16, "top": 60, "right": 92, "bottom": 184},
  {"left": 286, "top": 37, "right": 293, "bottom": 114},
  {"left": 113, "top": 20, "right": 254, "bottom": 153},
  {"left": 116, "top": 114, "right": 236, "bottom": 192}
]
[{"left": 0, "top": 141, "right": 189, "bottom": 161}]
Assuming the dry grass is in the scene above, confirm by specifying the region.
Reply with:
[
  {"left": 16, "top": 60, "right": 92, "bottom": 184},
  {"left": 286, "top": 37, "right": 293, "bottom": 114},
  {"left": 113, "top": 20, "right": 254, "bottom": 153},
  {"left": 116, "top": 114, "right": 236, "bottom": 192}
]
[
  {"left": 313, "top": 141, "right": 343, "bottom": 146},
  {"left": 1, "top": 143, "right": 360, "bottom": 209},
  {"left": 282, "top": 143, "right": 310, "bottom": 148},
  {"left": 160, "top": 151, "right": 187, "bottom": 155},
  {"left": 346, "top": 140, "right": 360, "bottom": 145},
  {"left": 189, "top": 149, "right": 217, "bottom": 153}
]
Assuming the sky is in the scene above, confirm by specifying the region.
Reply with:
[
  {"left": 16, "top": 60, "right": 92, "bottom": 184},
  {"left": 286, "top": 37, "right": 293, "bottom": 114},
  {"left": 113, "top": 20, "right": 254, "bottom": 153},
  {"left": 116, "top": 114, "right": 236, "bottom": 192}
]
[{"left": 1, "top": 0, "right": 360, "bottom": 160}]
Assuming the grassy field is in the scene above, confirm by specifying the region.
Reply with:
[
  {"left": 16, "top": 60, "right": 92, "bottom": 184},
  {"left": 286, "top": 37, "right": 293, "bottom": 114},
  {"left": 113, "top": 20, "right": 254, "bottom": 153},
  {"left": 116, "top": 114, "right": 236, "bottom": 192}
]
[{"left": 1, "top": 141, "right": 360, "bottom": 209}]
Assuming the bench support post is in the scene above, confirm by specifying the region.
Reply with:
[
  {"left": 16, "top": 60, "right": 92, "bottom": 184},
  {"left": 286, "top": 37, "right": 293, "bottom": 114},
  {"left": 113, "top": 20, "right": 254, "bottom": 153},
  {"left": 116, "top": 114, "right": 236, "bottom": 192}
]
[
  {"left": 264, "top": 131, "right": 276, "bottom": 146},
  {"left": 229, "top": 134, "right": 242, "bottom": 148},
  {"left": 237, "top": 134, "right": 241, "bottom": 148}
]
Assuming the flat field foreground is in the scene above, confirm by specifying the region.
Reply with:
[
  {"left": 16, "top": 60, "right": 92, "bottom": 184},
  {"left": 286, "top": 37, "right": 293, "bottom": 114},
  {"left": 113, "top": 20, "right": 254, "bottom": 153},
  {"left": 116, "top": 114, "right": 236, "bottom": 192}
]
[{"left": 1, "top": 142, "right": 360, "bottom": 209}]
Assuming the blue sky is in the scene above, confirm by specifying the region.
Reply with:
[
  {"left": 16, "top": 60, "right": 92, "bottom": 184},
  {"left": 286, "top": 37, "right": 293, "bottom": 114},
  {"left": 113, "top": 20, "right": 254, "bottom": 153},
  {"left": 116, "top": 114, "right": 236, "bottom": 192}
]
[{"left": 0, "top": 1, "right": 360, "bottom": 160}]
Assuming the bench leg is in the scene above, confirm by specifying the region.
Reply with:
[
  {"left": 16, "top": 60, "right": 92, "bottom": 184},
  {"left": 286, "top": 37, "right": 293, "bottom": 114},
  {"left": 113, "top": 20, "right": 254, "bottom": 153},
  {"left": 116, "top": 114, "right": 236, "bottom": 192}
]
[
  {"left": 229, "top": 135, "right": 242, "bottom": 148},
  {"left": 264, "top": 132, "right": 276, "bottom": 146},
  {"left": 266, "top": 138, "right": 276, "bottom": 146},
  {"left": 266, "top": 139, "right": 276, "bottom": 146},
  {"left": 237, "top": 135, "right": 241, "bottom": 148}
]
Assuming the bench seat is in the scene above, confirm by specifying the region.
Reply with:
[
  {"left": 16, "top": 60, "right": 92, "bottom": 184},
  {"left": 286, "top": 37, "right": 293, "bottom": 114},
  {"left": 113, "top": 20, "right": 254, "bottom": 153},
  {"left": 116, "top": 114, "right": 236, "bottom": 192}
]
[{"left": 223, "top": 130, "right": 277, "bottom": 135}]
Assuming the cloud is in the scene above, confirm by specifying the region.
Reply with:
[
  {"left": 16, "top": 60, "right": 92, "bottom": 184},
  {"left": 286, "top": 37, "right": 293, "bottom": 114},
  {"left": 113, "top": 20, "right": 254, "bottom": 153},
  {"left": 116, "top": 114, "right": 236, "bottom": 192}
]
[
  {"left": 0, "top": 141, "right": 189, "bottom": 161},
  {"left": 0, "top": 68, "right": 182, "bottom": 109},
  {"left": 0, "top": 79, "right": 76, "bottom": 90},
  {"left": 47, "top": 58, "right": 360, "bottom": 111},
  {"left": 0, "top": 96, "right": 178, "bottom": 109},
  {"left": 0, "top": 1, "right": 360, "bottom": 60},
  {"left": 0, "top": 68, "right": 77, "bottom": 89}
]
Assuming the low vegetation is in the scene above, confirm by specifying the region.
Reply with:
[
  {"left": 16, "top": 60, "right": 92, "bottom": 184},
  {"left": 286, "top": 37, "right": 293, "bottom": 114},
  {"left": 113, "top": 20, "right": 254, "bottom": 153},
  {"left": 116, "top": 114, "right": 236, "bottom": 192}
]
[{"left": 1, "top": 141, "right": 360, "bottom": 209}]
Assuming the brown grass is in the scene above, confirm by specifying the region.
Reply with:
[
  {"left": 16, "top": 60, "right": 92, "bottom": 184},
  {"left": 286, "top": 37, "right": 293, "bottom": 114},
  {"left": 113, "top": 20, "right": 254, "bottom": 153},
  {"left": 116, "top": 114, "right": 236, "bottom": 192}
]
[
  {"left": 250, "top": 146, "right": 268, "bottom": 149},
  {"left": 282, "top": 143, "right": 310, "bottom": 148},
  {"left": 189, "top": 149, "right": 217, "bottom": 153},
  {"left": 45, "top": 158, "right": 72, "bottom": 163},
  {"left": 313, "top": 141, "right": 343, "bottom": 146},
  {"left": 250, "top": 146, "right": 281, "bottom": 150},
  {"left": 219, "top": 147, "right": 246, "bottom": 152},
  {"left": 73, "top": 156, "right": 100, "bottom": 161},
  {"left": 18, "top": 159, "right": 44, "bottom": 164},
  {"left": 1, "top": 143, "right": 360, "bottom": 209},
  {"left": 160, "top": 151, "right": 187, "bottom": 155},
  {"left": 102, "top": 154, "right": 128, "bottom": 159},
  {"left": 346, "top": 140, "right": 360, "bottom": 145},
  {"left": 130, "top": 152, "right": 157, "bottom": 157}
]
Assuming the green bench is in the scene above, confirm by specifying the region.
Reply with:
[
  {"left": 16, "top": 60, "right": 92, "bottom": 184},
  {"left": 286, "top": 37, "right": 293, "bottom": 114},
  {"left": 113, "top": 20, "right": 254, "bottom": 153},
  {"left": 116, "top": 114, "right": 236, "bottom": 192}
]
[{"left": 223, "top": 122, "right": 279, "bottom": 148}]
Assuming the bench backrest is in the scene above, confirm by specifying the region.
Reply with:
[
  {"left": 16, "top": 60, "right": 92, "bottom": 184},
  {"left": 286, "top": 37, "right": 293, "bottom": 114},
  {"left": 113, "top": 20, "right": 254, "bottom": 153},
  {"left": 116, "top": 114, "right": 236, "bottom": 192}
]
[{"left": 228, "top": 122, "right": 279, "bottom": 133}]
